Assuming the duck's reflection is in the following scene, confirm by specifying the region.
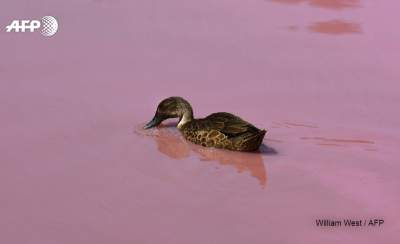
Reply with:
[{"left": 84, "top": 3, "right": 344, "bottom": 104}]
[{"left": 146, "top": 124, "right": 273, "bottom": 187}]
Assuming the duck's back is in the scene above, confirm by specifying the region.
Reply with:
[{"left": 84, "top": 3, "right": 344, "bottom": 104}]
[{"left": 180, "top": 112, "right": 266, "bottom": 151}]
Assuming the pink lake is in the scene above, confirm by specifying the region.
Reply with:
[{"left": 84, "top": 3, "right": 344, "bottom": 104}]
[{"left": 1, "top": 0, "right": 399, "bottom": 243}]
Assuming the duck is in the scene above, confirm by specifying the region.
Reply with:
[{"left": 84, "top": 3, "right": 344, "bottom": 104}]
[{"left": 143, "top": 97, "right": 266, "bottom": 152}]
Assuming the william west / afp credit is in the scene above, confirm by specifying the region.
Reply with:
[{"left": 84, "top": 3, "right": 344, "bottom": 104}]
[{"left": 316, "top": 219, "right": 384, "bottom": 227}]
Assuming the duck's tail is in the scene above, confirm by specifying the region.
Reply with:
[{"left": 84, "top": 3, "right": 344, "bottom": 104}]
[{"left": 234, "top": 129, "right": 267, "bottom": 152}]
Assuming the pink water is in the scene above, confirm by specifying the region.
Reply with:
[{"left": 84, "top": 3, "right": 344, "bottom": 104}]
[{"left": 1, "top": 0, "right": 399, "bottom": 243}]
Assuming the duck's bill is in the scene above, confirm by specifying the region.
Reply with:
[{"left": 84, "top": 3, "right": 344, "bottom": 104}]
[{"left": 143, "top": 116, "right": 162, "bottom": 129}]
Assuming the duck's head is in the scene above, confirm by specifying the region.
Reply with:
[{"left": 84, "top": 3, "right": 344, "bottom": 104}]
[{"left": 144, "top": 97, "right": 193, "bottom": 129}]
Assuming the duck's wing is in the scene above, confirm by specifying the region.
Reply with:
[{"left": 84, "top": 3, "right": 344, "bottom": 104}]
[{"left": 198, "top": 112, "right": 260, "bottom": 138}]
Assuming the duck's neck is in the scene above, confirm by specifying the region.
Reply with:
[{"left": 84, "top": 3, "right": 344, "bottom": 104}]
[
  {"left": 176, "top": 99, "right": 194, "bottom": 129},
  {"left": 177, "top": 112, "right": 193, "bottom": 129}
]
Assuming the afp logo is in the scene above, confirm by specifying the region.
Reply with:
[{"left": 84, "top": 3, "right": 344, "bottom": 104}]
[{"left": 5, "top": 16, "right": 58, "bottom": 37}]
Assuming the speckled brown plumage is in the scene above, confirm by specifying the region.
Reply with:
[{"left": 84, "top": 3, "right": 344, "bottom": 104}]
[
  {"left": 180, "top": 112, "right": 266, "bottom": 151},
  {"left": 144, "top": 97, "right": 266, "bottom": 152}
]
